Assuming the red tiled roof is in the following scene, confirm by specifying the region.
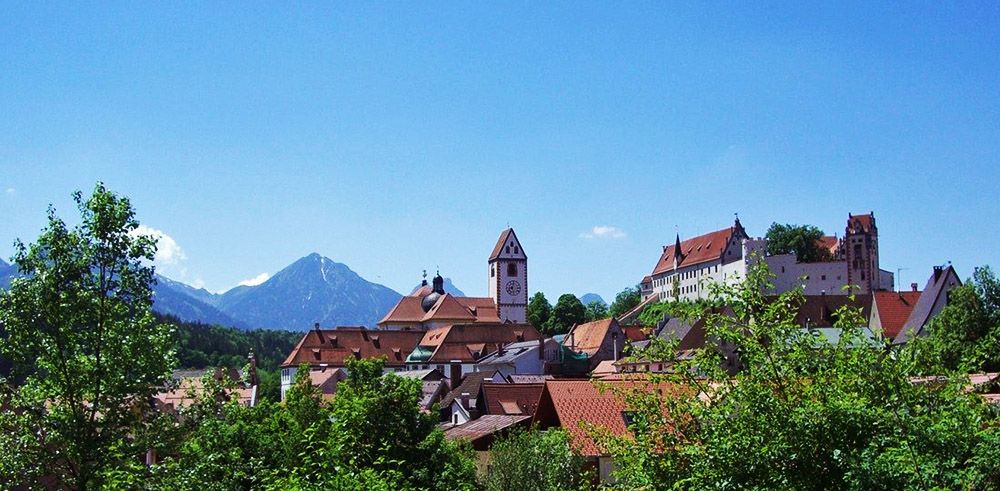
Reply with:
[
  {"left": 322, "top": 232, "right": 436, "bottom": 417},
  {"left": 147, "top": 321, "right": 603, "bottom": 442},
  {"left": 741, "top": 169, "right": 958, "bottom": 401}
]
[
  {"left": 481, "top": 383, "right": 544, "bottom": 417},
  {"left": 641, "top": 275, "right": 652, "bottom": 285},
  {"left": 816, "top": 236, "right": 839, "bottom": 255},
  {"left": 847, "top": 214, "right": 875, "bottom": 234},
  {"left": 872, "top": 291, "right": 922, "bottom": 338},
  {"left": 651, "top": 228, "right": 735, "bottom": 276},
  {"left": 564, "top": 318, "right": 620, "bottom": 356},
  {"left": 378, "top": 294, "right": 500, "bottom": 326},
  {"left": 416, "top": 323, "right": 542, "bottom": 363},
  {"left": 281, "top": 328, "right": 424, "bottom": 368},
  {"left": 533, "top": 380, "right": 681, "bottom": 457},
  {"left": 535, "top": 380, "right": 629, "bottom": 456},
  {"left": 623, "top": 325, "right": 651, "bottom": 343}
]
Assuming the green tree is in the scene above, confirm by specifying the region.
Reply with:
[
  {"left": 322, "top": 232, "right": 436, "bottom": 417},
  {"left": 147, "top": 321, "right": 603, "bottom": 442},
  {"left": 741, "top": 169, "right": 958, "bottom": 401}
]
[
  {"left": 483, "top": 426, "right": 593, "bottom": 491},
  {"left": 911, "top": 266, "right": 1000, "bottom": 373},
  {"left": 601, "top": 261, "right": 1000, "bottom": 489},
  {"left": 608, "top": 286, "right": 641, "bottom": 319},
  {"left": 765, "top": 222, "right": 832, "bottom": 263},
  {"left": 584, "top": 301, "right": 609, "bottom": 322},
  {"left": 527, "top": 292, "right": 552, "bottom": 332},
  {"left": 546, "top": 294, "right": 587, "bottom": 335},
  {"left": 0, "top": 183, "right": 176, "bottom": 488}
]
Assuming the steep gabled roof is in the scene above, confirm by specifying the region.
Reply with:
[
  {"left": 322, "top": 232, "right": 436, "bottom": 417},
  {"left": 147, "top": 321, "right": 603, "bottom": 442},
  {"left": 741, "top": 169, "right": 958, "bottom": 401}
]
[
  {"left": 895, "top": 265, "right": 962, "bottom": 345},
  {"left": 872, "top": 291, "right": 922, "bottom": 339},
  {"left": 651, "top": 221, "right": 748, "bottom": 276},
  {"left": 563, "top": 318, "right": 621, "bottom": 356},
  {"left": 489, "top": 228, "right": 526, "bottom": 261},
  {"left": 440, "top": 370, "right": 503, "bottom": 409}
]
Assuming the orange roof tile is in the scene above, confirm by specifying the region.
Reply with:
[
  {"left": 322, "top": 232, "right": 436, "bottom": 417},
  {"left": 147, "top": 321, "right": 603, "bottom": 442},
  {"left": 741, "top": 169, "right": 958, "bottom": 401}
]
[
  {"left": 378, "top": 294, "right": 500, "bottom": 326},
  {"left": 651, "top": 227, "right": 742, "bottom": 276},
  {"left": 533, "top": 380, "right": 678, "bottom": 457},
  {"left": 873, "top": 291, "right": 922, "bottom": 339},
  {"left": 281, "top": 328, "right": 425, "bottom": 368},
  {"left": 415, "top": 323, "right": 543, "bottom": 363},
  {"left": 564, "top": 318, "right": 620, "bottom": 356},
  {"left": 481, "top": 383, "right": 544, "bottom": 417}
]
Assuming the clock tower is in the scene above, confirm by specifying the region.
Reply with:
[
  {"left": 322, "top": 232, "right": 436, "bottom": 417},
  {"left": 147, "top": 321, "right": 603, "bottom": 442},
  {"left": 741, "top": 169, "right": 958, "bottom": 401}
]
[{"left": 488, "top": 228, "right": 527, "bottom": 323}]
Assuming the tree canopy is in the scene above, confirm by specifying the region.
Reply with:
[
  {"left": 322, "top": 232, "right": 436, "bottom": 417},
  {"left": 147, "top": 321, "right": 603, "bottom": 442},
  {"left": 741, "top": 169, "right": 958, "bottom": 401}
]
[
  {"left": 602, "top": 262, "right": 1000, "bottom": 489},
  {"left": 0, "top": 183, "right": 176, "bottom": 488},
  {"left": 608, "top": 286, "right": 641, "bottom": 319},
  {"left": 526, "top": 292, "right": 552, "bottom": 333},
  {"left": 765, "top": 222, "right": 832, "bottom": 263},
  {"left": 546, "top": 294, "right": 587, "bottom": 335}
]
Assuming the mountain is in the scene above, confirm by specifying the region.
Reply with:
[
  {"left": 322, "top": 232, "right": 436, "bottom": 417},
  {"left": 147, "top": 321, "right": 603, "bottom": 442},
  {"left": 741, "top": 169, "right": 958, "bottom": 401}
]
[
  {"left": 579, "top": 293, "right": 606, "bottom": 306},
  {"left": 155, "top": 275, "right": 220, "bottom": 306},
  {"left": 215, "top": 253, "right": 403, "bottom": 330},
  {"left": 410, "top": 277, "right": 466, "bottom": 297},
  {"left": 151, "top": 276, "right": 246, "bottom": 328},
  {"left": 0, "top": 258, "right": 14, "bottom": 289}
]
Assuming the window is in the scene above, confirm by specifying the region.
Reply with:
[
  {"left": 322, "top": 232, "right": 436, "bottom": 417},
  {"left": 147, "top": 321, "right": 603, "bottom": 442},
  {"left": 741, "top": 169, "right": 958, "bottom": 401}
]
[
  {"left": 622, "top": 411, "right": 637, "bottom": 427},
  {"left": 821, "top": 275, "right": 826, "bottom": 281},
  {"left": 490, "top": 266, "right": 495, "bottom": 277},
  {"left": 505, "top": 246, "right": 510, "bottom": 254},
  {"left": 507, "top": 263, "right": 517, "bottom": 276},
  {"left": 514, "top": 246, "right": 519, "bottom": 254}
]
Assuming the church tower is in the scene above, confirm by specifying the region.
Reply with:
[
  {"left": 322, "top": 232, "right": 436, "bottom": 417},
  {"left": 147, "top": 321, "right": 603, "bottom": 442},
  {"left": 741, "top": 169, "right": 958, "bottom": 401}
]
[{"left": 488, "top": 228, "right": 527, "bottom": 323}]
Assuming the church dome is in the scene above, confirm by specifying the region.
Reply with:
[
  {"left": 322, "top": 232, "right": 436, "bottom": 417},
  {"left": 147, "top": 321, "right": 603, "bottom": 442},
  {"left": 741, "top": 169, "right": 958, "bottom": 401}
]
[{"left": 421, "top": 291, "right": 441, "bottom": 312}]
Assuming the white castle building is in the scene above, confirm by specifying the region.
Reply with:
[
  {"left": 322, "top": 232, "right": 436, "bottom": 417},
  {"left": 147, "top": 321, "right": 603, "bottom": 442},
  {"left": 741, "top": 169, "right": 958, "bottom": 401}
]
[{"left": 644, "top": 213, "right": 894, "bottom": 302}]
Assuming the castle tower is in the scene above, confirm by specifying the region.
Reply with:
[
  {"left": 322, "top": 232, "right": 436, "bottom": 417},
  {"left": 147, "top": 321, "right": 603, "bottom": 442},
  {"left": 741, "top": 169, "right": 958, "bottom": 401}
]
[
  {"left": 488, "top": 228, "right": 527, "bottom": 323},
  {"left": 844, "top": 212, "right": 879, "bottom": 294}
]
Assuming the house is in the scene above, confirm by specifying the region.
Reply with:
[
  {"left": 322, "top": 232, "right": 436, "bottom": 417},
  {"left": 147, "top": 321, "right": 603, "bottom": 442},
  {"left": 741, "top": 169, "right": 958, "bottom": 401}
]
[
  {"left": 279, "top": 326, "right": 425, "bottom": 401},
  {"left": 306, "top": 367, "right": 348, "bottom": 400},
  {"left": 155, "top": 364, "right": 258, "bottom": 416},
  {"left": 893, "top": 265, "right": 962, "bottom": 345},
  {"left": 532, "top": 379, "right": 684, "bottom": 483},
  {"left": 440, "top": 370, "right": 506, "bottom": 425},
  {"left": 869, "top": 285, "right": 922, "bottom": 340},
  {"left": 475, "top": 338, "right": 560, "bottom": 378},
  {"left": 561, "top": 318, "right": 626, "bottom": 374},
  {"left": 623, "top": 307, "right": 740, "bottom": 375},
  {"left": 790, "top": 294, "right": 873, "bottom": 328},
  {"left": 378, "top": 228, "right": 529, "bottom": 330},
  {"left": 405, "top": 323, "right": 542, "bottom": 380},
  {"left": 396, "top": 368, "right": 451, "bottom": 411}
]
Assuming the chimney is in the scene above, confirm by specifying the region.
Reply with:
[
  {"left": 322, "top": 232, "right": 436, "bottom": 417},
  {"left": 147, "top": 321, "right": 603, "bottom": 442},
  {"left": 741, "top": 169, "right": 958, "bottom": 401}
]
[
  {"left": 450, "top": 363, "right": 462, "bottom": 385},
  {"left": 460, "top": 392, "right": 471, "bottom": 409},
  {"left": 538, "top": 337, "right": 545, "bottom": 360},
  {"left": 911, "top": 282, "right": 918, "bottom": 292},
  {"left": 314, "top": 322, "right": 320, "bottom": 330}
]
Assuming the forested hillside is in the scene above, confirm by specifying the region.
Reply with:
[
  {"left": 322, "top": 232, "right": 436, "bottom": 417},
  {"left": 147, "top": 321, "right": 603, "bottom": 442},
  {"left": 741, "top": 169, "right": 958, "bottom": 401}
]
[{"left": 161, "top": 314, "right": 302, "bottom": 401}]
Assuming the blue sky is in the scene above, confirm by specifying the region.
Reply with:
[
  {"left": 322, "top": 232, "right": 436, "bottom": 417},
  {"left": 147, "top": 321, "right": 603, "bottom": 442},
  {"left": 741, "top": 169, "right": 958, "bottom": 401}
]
[{"left": 2, "top": 2, "right": 999, "bottom": 301}]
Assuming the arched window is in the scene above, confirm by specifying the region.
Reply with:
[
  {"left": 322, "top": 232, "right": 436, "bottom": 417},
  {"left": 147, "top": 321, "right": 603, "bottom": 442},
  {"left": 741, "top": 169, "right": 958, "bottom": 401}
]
[{"left": 507, "top": 263, "right": 517, "bottom": 276}]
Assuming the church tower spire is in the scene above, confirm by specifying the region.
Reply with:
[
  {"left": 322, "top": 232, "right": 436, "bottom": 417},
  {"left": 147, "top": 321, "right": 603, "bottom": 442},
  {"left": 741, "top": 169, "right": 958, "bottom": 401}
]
[{"left": 488, "top": 228, "right": 527, "bottom": 324}]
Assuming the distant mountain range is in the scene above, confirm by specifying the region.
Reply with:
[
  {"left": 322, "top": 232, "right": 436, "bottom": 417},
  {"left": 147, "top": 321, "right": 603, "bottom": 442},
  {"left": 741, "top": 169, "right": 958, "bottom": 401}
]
[
  {"left": 579, "top": 293, "right": 606, "bottom": 306},
  {"left": 3, "top": 253, "right": 443, "bottom": 331},
  {"left": 0, "top": 258, "right": 14, "bottom": 289}
]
